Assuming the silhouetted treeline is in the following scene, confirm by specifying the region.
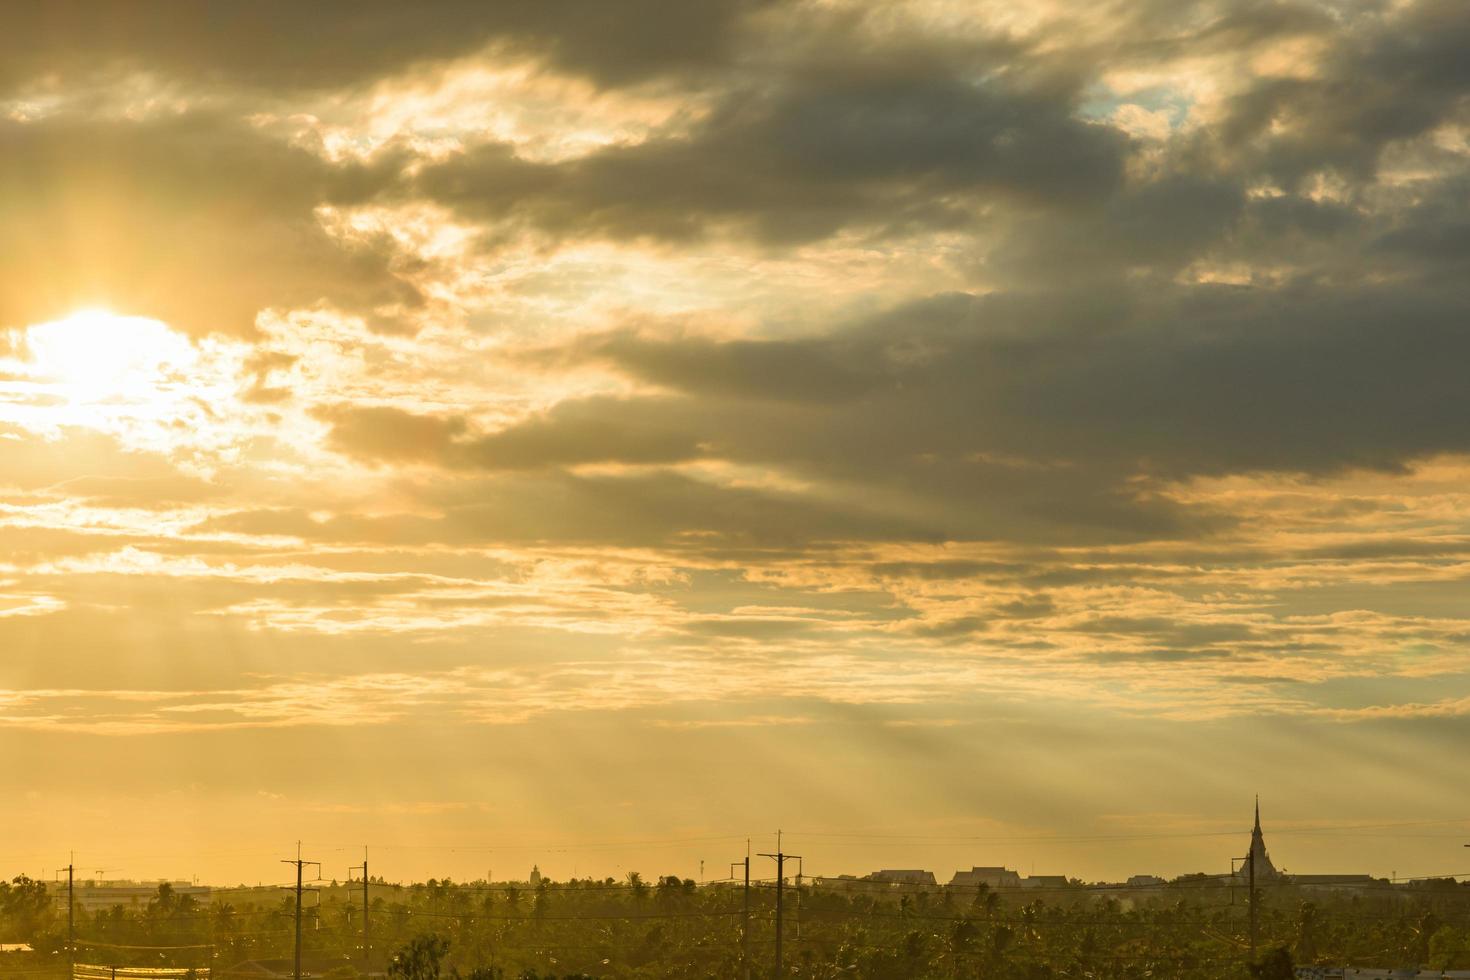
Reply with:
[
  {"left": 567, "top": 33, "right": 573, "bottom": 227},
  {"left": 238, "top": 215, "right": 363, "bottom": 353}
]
[{"left": 7, "top": 872, "right": 1470, "bottom": 978}]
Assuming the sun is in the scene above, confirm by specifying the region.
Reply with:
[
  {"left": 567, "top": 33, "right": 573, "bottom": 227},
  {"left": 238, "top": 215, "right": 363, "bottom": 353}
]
[
  {"left": 0, "top": 309, "right": 254, "bottom": 462},
  {"left": 25, "top": 308, "right": 198, "bottom": 395},
  {"left": 0, "top": 309, "right": 230, "bottom": 453}
]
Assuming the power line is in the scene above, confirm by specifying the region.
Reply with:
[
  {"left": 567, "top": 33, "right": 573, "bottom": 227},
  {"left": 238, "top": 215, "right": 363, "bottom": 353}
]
[
  {"left": 301, "top": 834, "right": 751, "bottom": 852},
  {"left": 70, "top": 941, "right": 215, "bottom": 952},
  {"left": 366, "top": 906, "right": 743, "bottom": 921}
]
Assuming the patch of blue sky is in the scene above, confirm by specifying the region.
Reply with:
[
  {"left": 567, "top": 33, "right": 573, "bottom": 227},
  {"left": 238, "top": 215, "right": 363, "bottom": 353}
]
[{"left": 1078, "top": 82, "right": 1194, "bottom": 132}]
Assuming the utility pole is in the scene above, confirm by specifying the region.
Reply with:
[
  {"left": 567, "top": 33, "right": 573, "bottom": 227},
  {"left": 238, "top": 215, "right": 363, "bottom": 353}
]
[
  {"left": 743, "top": 850, "right": 751, "bottom": 980},
  {"left": 349, "top": 848, "right": 369, "bottom": 972},
  {"left": 1248, "top": 845, "right": 1257, "bottom": 962},
  {"left": 730, "top": 849, "right": 751, "bottom": 980},
  {"left": 794, "top": 856, "right": 803, "bottom": 944},
  {"left": 282, "top": 844, "right": 321, "bottom": 980},
  {"left": 773, "top": 852, "right": 785, "bottom": 979},
  {"left": 760, "top": 835, "right": 800, "bottom": 980},
  {"left": 65, "top": 855, "right": 74, "bottom": 977}
]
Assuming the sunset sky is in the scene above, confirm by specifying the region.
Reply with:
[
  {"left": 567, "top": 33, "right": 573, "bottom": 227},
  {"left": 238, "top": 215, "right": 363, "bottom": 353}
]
[{"left": 3, "top": 0, "right": 1470, "bottom": 887}]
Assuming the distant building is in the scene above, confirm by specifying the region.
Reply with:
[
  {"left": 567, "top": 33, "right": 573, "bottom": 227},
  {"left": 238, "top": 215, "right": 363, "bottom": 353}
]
[
  {"left": 48, "top": 880, "right": 211, "bottom": 913},
  {"left": 808, "top": 874, "right": 861, "bottom": 891},
  {"left": 866, "top": 869, "right": 937, "bottom": 887},
  {"left": 1291, "top": 874, "right": 1379, "bottom": 890},
  {"left": 950, "top": 867, "right": 1022, "bottom": 890},
  {"left": 1020, "top": 875, "right": 1069, "bottom": 891},
  {"left": 1127, "top": 875, "right": 1166, "bottom": 888},
  {"left": 529, "top": 865, "right": 543, "bottom": 886}
]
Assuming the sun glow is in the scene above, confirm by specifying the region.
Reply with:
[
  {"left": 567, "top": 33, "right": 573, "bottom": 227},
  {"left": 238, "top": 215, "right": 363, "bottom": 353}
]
[
  {"left": 25, "top": 309, "right": 198, "bottom": 394},
  {"left": 0, "top": 309, "right": 250, "bottom": 460}
]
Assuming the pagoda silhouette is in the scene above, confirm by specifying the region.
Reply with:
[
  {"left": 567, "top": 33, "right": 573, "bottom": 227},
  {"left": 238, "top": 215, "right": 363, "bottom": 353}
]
[{"left": 1240, "top": 796, "right": 1281, "bottom": 878}]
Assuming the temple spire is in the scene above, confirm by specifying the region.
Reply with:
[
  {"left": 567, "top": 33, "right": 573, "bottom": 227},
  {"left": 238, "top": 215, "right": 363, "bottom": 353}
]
[{"left": 1243, "top": 796, "right": 1278, "bottom": 879}]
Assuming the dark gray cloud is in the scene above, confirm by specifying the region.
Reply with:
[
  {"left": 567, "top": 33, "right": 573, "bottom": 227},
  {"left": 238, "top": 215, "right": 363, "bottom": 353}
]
[
  {"left": 322, "top": 399, "right": 704, "bottom": 470},
  {"left": 394, "top": 0, "right": 1470, "bottom": 282},
  {"left": 460, "top": 398, "right": 705, "bottom": 469},
  {"left": 319, "top": 268, "right": 1470, "bottom": 545},
  {"left": 1213, "top": 0, "right": 1470, "bottom": 184},
  {"left": 416, "top": 54, "right": 1129, "bottom": 246},
  {"left": 1367, "top": 177, "right": 1470, "bottom": 283},
  {"left": 552, "top": 332, "right": 885, "bottom": 404},
  {"left": 991, "top": 173, "right": 1248, "bottom": 282},
  {"left": 0, "top": 0, "right": 777, "bottom": 94},
  {"left": 434, "top": 470, "right": 943, "bottom": 548},
  {"left": 319, "top": 405, "right": 467, "bottom": 464},
  {"left": 569, "top": 278, "right": 1470, "bottom": 483}
]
